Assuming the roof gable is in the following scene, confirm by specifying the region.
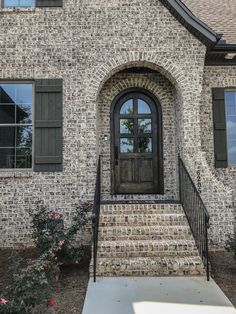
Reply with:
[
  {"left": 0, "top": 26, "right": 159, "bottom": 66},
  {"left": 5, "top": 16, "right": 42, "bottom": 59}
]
[{"left": 159, "top": 0, "right": 221, "bottom": 49}]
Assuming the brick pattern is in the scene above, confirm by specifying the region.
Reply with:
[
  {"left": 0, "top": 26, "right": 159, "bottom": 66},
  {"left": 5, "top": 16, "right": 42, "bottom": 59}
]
[
  {"left": 0, "top": 0, "right": 234, "bottom": 249},
  {"left": 91, "top": 204, "right": 205, "bottom": 276}
]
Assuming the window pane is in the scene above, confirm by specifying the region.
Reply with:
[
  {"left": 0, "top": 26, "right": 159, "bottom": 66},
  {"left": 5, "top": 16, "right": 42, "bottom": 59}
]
[
  {"left": 0, "top": 104, "right": 15, "bottom": 124},
  {"left": 16, "top": 148, "right": 32, "bottom": 169},
  {"left": 16, "top": 127, "right": 32, "bottom": 147},
  {"left": 225, "top": 92, "right": 236, "bottom": 115},
  {"left": 0, "top": 148, "right": 15, "bottom": 168},
  {"left": 0, "top": 84, "right": 16, "bottom": 103},
  {"left": 16, "top": 104, "right": 32, "bottom": 124},
  {"left": 228, "top": 140, "right": 236, "bottom": 166},
  {"left": 120, "top": 119, "right": 134, "bottom": 134},
  {"left": 4, "top": 0, "right": 35, "bottom": 7},
  {"left": 138, "top": 99, "right": 151, "bottom": 114},
  {"left": 120, "top": 138, "right": 134, "bottom": 153},
  {"left": 138, "top": 137, "right": 152, "bottom": 153},
  {"left": 0, "top": 127, "right": 15, "bottom": 147},
  {"left": 120, "top": 99, "right": 133, "bottom": 114},
  {"left": 138, "top": 118, "right": 152, "bottom": 133},
  {"left": 227, "top": 116, "right": 236, "bottom": 140}
]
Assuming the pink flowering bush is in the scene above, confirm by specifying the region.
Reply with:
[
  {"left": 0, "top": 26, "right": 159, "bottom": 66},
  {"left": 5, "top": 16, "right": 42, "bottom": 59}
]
[
  {"left": 31, "top": 201, "right": 91, "bottom": 265},
  {"left": 0, "top": 201, "right": 91, "bottom": 313}
]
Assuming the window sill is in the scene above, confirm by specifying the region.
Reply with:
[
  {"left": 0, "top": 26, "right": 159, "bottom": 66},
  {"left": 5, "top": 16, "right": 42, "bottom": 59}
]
[
  {"left": 228, "top": 167, "right": 236, "bottom": 173},
  {"left": 0, "top": 170, "right": 33, "bottom": 179},
  {"left": 0, "top": 7, "right": 37, "bottom": 13}
]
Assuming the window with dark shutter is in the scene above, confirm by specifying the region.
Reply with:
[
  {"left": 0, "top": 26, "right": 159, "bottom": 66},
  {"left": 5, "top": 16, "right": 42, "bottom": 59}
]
[
  {"left": 212, "top": 88, "right": 228, "bottom": 168},
  {"left": 34, "top": 79, "right": 63, "bottom": 172}
]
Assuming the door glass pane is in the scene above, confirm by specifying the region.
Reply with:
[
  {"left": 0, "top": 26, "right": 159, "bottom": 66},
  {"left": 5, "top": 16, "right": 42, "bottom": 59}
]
[
  {"left": 0, "top": 148, "right": 15, "bottom": 168},
  {"left": 138, "top": 137, "right": 152, "bottom": 153},
  {"left": 16, "top": 127, "right": 32, "bottom": 147},
  {"left": 0, "top": 104, "right": 15, "bottom": 124},
  {"left": 0, "top": 127, "right": 15, "bottom": 147},
  {"left": 120, "top": 119, "right": 134, "bottom": 134},
  {"left": 138, "top": 99, "right": 151, "bottom": 114},
  {"left": 138, "top": 118, "right": 152, "bottom": 133},
  {"left": 120, "top": 99, "right": 133, "bottom": 114},
  {"left": 120, "top": 138, "right": 134, "bottom": 153}
]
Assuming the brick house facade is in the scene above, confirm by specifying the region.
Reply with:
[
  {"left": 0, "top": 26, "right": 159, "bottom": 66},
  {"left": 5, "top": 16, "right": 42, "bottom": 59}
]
[{"left": 0, "top": 0, "right": 235, "bottom": 254}]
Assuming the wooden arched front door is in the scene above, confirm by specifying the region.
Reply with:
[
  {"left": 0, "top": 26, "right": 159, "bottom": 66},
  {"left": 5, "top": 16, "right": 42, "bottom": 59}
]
[{"left": 111, "top": 88, "right": 163, "bottom": 194}]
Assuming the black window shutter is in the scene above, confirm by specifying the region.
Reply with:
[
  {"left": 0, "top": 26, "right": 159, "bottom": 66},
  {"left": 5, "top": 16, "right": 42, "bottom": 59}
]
[
  {"left": 36, "top": 0, "right": 62, "bottom": 7},
  {"left": 212, "top": 88, "right": 228, "bottom": 168},
  {"left": 34, "top": 79, "right": 63, "bottom": 172}
]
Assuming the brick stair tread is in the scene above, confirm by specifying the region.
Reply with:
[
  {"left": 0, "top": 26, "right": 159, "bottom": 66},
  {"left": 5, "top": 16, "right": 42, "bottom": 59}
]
[
  {"left": 99, "top": 226, "right": 192, "bottom": 241},
  {"left": 97, "top": 239, "right": 198, "bottom": 256},
  {"left": 90, "top": 256, "right": 205, "bottom": 276},
  {"left": 92, "top": 255, "right": 204, "bottom": 267},
  {"left": 100, "top": 204, "right": 183, "bottom": 215},
  {"left": 100, "top": 213, "right": 188, "bottom": 226}
]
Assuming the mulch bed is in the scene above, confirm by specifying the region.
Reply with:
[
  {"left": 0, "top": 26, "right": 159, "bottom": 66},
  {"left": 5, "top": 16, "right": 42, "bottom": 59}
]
[
  {"left": 210, "top": 250, "right": 236, "bottom": 307},
  {"left": 0, "top": 248, "right": 90, "bottom": 314}
]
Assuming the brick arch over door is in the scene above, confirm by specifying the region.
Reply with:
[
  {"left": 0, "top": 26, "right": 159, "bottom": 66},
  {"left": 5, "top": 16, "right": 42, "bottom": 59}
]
[
  {"left": 97, "top": 73, "right": 178, "bottom": 201},
  {"left": 84, "top": 54, "right": 203, "bottom": 198}
]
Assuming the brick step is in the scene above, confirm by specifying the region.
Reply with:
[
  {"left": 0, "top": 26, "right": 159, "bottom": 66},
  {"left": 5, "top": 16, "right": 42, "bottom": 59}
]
[
  {"left": 97, "top": 239, "right": 198, "bottom": 258},
  {"left": 90, "top": 256, "right": 205, "bottom": 277},
  {"left": 100, "top": 213, "right": 188, "bottom": 227},
  {"left": 100, "top": 204, "right": 183, "bottom": 215},
  {"left": 98, "top": 225, "right": 192, "bottom": 241}
]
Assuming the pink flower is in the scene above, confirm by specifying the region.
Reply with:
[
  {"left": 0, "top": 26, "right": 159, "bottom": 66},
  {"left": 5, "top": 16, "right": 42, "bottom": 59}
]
[
  {"left": 48, "top": 298, "right": 56, "bottom": 307},
  {"left": 0, "top": 298, "right": 8, "bottom": 305},
  {"left": 59, "top": 240, "right": 65, "bottom": 246},
  {"left": 50, "top": 210, "right": 57, "bottom": 217}
]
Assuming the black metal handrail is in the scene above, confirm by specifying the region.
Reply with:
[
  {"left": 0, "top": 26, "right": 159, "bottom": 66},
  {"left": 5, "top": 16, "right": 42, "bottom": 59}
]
[
  {"left": 92, "top": 156, "right": 101, "bottom": 283},
  {"left": 179, "top": 157, "right": 210, "bottom": 281}
]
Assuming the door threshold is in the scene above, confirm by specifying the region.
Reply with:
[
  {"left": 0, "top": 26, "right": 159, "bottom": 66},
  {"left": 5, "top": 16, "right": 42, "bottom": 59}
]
[{"left": 101, "top": 200, "right": 180, "bottom": 205}]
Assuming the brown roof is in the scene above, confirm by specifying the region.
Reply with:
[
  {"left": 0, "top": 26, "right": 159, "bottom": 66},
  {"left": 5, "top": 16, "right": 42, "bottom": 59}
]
[{"left": 182, "top": 0, "right": 236, "bottom": 44}]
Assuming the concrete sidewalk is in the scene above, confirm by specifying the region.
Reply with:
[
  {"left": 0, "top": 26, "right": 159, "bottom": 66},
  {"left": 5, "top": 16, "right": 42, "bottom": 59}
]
[{"left": 82, "top": 277, "right": 236, "bottom": 314}]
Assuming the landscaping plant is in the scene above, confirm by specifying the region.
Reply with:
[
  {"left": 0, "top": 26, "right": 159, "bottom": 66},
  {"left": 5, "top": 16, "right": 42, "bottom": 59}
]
[
  {"left": 0, "top": 201, "right": 91, "bottom": 313},
  {"left": 226, "top": 232, "right": 236, "bottom": 259}
]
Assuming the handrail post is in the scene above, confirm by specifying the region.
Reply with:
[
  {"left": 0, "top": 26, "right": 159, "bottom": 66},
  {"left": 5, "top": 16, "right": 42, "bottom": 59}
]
[
  {"left": 205, "top": 217, "right": 210, "bottom": 281},
  {"left": 92, "top": 156, "right": 101, "bottom": 283}
]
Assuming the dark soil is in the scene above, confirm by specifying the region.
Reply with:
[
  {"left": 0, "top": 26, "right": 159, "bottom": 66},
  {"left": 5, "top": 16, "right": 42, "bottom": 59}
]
[
  {"left": 210, "top": 250, "right": 236, "bottom": 307},
  {"left": 0, "top": 248, "right": 90, "bottom": 314}
]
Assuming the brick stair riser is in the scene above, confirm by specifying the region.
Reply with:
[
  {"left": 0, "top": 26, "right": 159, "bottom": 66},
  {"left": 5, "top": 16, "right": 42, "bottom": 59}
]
[
  {"left": 93, "top": 268, "right": 205, "bottom": 277},
  {"left": 100, "top": 215, "right": 188, "bottom": 226},
  {"left": 98, "top": 226, "right": 192, "bottom": 241},
  {"left": 90, "top": 259, "right": 205, "bottom": 277},
  {"left": 100, "top": 205, "right": 183, "bottom": 215},
  {"left": 97, "top": 251, "right": 199, "bottom": 258}
]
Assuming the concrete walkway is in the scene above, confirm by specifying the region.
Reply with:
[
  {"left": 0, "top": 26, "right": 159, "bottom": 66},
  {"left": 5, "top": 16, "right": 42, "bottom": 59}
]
[{"left": 82, "top": 277, "right": 236, "bottom": 314}]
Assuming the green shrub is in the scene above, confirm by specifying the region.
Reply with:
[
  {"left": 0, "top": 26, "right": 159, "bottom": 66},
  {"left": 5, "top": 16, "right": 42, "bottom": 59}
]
[{"left": 226, "top": 232, "right": 236, "bottom": 259}]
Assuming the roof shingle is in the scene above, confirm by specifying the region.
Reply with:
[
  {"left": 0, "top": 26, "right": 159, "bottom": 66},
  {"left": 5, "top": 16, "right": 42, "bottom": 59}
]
[{"left": 182, "top": 0, "right": 236, "bottom": 44}]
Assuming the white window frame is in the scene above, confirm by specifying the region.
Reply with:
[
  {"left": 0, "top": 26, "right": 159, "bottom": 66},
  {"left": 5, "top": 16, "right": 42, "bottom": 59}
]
[{"left": 0, "top": 81, "right": 34, "bottom": 171}]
